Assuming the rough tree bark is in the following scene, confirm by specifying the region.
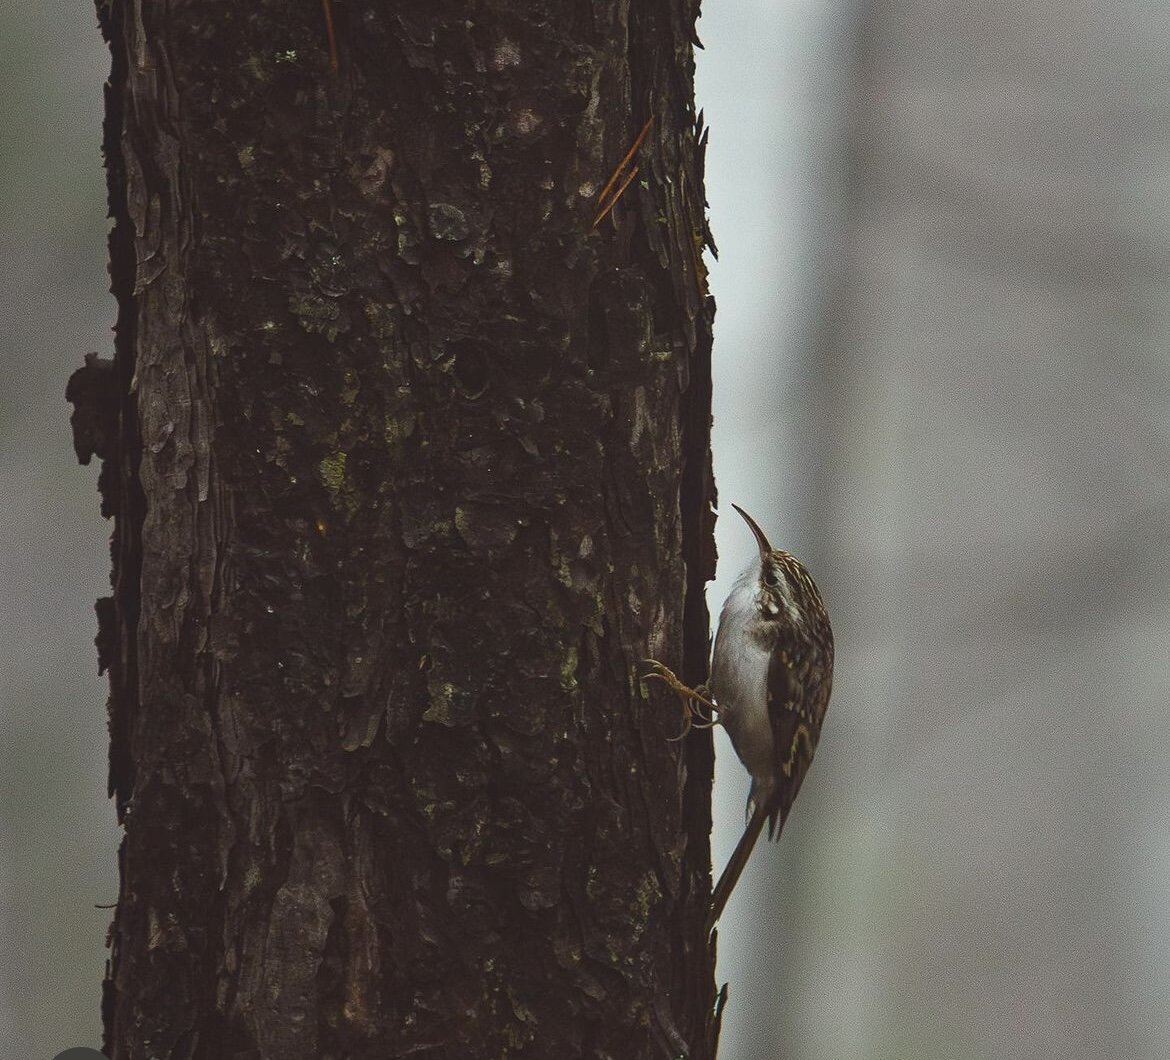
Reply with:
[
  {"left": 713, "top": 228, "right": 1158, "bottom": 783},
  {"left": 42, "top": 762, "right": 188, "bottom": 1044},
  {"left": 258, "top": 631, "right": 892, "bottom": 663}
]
[{"left": 71, "top": 0, "right": 718, "bottom": 1056}]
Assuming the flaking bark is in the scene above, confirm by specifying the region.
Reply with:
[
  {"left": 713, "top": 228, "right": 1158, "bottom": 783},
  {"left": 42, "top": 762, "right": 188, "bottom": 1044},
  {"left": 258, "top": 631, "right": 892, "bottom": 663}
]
[{"left": 77, "top": 1, "right": 718, "bottom": 1056}]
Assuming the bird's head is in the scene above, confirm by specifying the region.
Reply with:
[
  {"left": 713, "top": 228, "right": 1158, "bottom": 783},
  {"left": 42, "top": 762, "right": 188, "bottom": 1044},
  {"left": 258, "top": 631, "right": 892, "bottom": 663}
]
[{"left": 732, "top": 504, "right": 827, "bottom": 633}]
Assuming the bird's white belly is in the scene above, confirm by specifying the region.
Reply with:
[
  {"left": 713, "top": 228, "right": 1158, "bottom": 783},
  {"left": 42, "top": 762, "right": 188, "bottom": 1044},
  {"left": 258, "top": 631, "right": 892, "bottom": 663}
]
[{"left": 710, "top": 620, "right": 774, "bottom": 780}]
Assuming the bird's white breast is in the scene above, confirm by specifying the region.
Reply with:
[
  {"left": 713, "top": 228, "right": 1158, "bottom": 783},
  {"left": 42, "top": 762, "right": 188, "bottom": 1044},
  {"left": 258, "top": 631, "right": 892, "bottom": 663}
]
[{"left": 709, "top": 567, "right": 774, "bottom": 781}]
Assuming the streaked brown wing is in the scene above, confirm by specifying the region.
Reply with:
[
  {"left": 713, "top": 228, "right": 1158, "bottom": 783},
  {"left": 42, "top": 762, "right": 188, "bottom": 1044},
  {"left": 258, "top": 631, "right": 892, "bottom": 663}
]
[{"left": 765, "top": 643, "right": 823, "bottom": 838}]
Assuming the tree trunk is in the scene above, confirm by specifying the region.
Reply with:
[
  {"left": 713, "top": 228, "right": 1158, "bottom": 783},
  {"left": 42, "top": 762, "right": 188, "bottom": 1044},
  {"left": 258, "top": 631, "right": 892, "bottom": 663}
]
[{"left": 74, "top": 0, "right": 718, "bottom": 1056}]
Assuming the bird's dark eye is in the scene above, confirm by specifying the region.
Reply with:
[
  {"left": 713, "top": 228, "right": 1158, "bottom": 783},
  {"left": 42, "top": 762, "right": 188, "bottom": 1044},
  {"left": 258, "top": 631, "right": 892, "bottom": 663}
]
[{"left": 762, "top": 566, "right": 778, "bottom": 588}]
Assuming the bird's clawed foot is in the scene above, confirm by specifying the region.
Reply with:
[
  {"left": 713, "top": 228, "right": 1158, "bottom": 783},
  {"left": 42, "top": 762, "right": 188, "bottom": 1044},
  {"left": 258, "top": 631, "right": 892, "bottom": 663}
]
[{"left": 642, "top": 660, "right": 720, "bottom": 740}]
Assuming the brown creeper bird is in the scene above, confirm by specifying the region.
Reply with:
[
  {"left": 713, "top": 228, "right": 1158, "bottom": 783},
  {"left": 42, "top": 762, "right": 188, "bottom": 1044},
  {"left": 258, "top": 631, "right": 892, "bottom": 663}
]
[{"left": 647, "top": 504, "right": 834, "bottom": 930}]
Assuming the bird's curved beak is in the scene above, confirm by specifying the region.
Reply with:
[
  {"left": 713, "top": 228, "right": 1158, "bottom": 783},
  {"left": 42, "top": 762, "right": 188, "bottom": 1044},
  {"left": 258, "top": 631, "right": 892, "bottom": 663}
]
[{"left": 731, "top": 504, "right": 772, "bottom": 556}]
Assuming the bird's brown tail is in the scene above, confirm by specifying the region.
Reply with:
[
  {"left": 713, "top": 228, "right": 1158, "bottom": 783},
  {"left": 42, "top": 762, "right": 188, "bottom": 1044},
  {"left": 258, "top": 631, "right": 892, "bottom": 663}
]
[{"left": 707, "top": 803, "right": 770, "bottom": 932}]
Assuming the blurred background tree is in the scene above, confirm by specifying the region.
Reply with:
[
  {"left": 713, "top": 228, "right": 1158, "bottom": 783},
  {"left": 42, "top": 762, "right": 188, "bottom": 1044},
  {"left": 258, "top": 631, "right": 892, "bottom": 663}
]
[
  {"left": 0, "top": 1, "right": 121, "bottom": 1053},
  {"left": 4, "top": 0, "right": 1169, "bottom": 1057}
]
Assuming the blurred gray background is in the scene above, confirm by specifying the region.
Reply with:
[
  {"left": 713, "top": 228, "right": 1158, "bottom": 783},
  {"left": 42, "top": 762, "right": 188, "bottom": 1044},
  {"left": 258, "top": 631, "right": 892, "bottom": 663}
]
[{"left": 3, "top": 0, "right": 1168, "bottom": 1057}]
